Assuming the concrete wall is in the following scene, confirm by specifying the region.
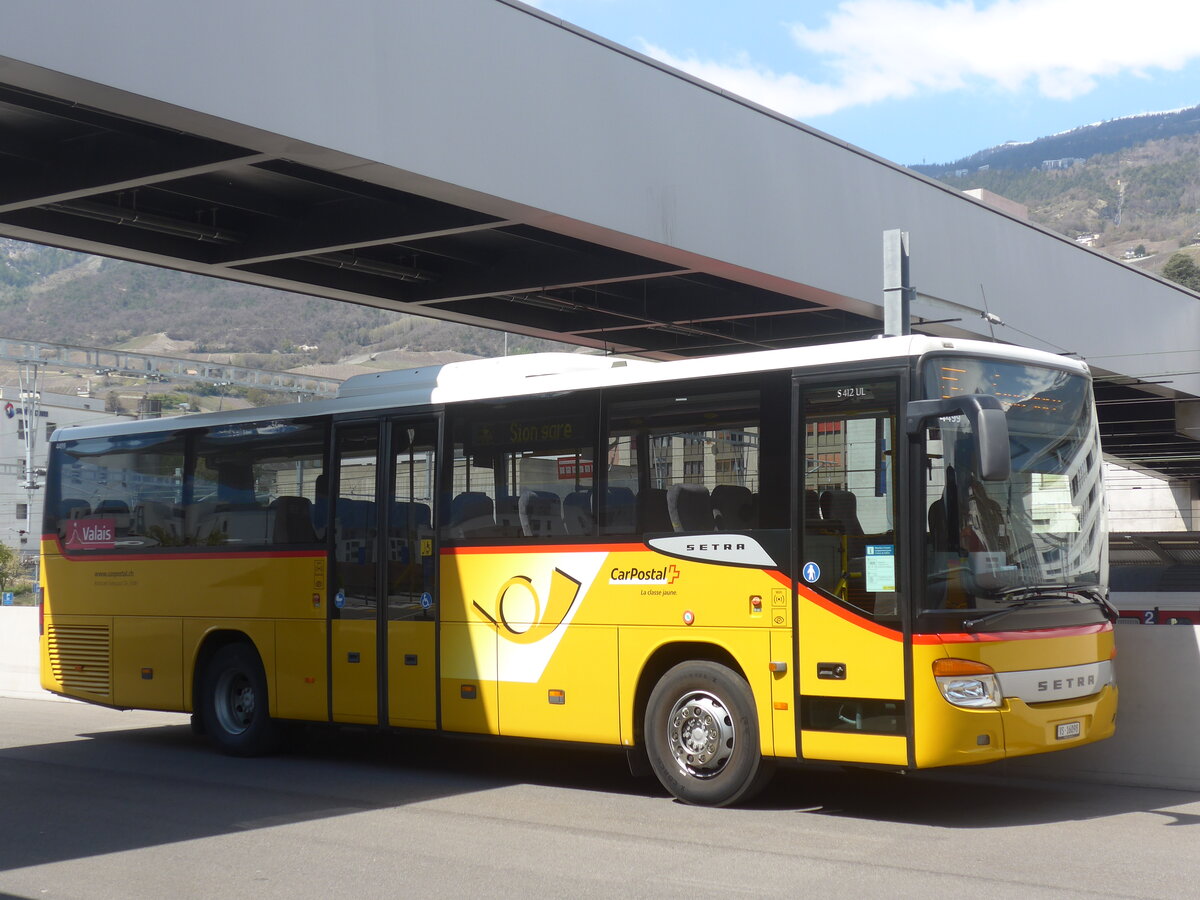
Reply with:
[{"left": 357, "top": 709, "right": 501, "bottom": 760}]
[
  {"left": 0, "top": 607, "right": 63, "bottom": 701},
  {"left": 1002, "top": 624, "right": 1200, "bottom": 791},
  {"left": 1, "top": 606, "right": 1196, "bottom": 789}
]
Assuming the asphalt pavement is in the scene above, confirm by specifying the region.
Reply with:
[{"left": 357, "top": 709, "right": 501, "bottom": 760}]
[{"left": 1, "top": 696, "right": 1197, "bottom": 899}]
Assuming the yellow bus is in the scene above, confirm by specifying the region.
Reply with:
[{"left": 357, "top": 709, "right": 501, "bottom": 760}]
[{"left": 40, "top": 336, "right": 1117, "bottom": 806}]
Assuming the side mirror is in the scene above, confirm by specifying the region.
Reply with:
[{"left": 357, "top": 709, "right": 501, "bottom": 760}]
[{"left": 906, "top": 394, "right": 1011, "bottom": 481}]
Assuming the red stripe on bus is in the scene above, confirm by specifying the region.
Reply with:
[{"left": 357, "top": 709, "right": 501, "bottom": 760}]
[
  {"left": 799, "top": 587, "right": 904, "bottom": 642},
  {"left": 442, "top": 542, "right": 677, "bottom": 556},
  {"left": 931, "top": 622, "right": 1113, "bottom": 643}
]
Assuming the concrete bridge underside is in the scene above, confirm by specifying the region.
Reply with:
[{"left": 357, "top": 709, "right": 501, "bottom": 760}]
[{"left": 1, "top": 0, "right": 1199, "bottom": 479}]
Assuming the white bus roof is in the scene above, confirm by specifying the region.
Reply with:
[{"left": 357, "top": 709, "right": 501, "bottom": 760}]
[{"left": 50, "top": 336, "right": 1089, "bottom": 443}]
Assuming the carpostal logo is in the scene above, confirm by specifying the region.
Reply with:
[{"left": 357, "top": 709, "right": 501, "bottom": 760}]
[{"left": 609, "top": 564, "right": 680, "bottom": 586}]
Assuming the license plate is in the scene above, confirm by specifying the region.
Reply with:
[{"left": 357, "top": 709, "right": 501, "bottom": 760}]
[{"left": 1056, "top": 721, "right": 1081, "bottom": 740}]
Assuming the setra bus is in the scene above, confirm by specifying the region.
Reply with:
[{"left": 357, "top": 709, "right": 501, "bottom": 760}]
[{"left": 40, "top": 335, "right": 1117, "bottom": 806}]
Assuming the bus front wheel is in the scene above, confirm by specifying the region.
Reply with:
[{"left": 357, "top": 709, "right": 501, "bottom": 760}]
[
  {"left": 644, "top": 661, "right": 772, "bottom": 806},
  {"left": 200, "top": 642, "right": 280, "bottom": 757}
]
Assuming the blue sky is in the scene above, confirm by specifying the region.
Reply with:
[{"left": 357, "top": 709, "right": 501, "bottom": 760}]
[{"left": 525, "top": 0, "right": 1200, "bottom": 165}]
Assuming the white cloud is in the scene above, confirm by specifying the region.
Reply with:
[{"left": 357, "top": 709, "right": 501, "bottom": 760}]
[{"left": 641, "top": 0, "right": 1200, "bottom": 119}]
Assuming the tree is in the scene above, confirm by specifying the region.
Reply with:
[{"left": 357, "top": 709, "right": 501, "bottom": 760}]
[
  {"left": 1162, "top": 252, "right": 1200, "bottom": 292},
  {"left": 0, "top": 543, "right": 21, "bottom": 593}
]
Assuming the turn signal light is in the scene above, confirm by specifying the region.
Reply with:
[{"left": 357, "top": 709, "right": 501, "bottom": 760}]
[{"left": 932, "top": 658, "right": 995, "bottom": 677}]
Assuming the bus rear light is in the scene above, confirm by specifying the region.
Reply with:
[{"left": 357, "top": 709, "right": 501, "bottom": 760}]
[{"left": 933, "top": 658, "right": 1002, "bottom": 709}]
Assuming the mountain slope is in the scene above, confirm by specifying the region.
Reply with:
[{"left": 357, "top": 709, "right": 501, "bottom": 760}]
[
  {"left": 911, "top": 104, "right": 1200, "bottom": 176},
  {"left": 0, "top": 239, "right": 564, "bottom": 367}
]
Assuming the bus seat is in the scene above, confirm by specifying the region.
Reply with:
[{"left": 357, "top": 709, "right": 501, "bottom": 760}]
[
  {"left": 186, "top": 501, "right": 219, "bottom": 543},
  {"left": 270, "top": 496, "right": 317, "bottom": 544},
  {"left": 603, "top": 486, "right": 636, "bottom": 532},
  {"left": 494, "top": 495, "right": 522, "bottom": 537},
  {"left": 312, "top": 473, "right": 330, "bottom": 535},
  {"left": 805, "top": 489, "right": 822, "bottom": 523},
  {"left": 58, "top": 498, "right": 90, "bottom": 519},
  {"left": 94, "top": 499, "right": 131, "bottom": 534},
  {"left": 667, "top": 483, "right": 715, "bottom": 533},
  {"left": 449, "top": 491, "right": 495, "bottom": 539},
  {"left": 56, "top": 499, "right": 90, "bottom": 538},
  {"left": 562, "top": 489, "right": 594, "bottom": 535},
  {"left": 711, "top": 484, "right": 755, "bottom": 530},
  {"left": 638, "top": 488, "right": 672, "bottom": 534},
  {"left": 216, "top": 508, "right": 272, "bottom": 543},
  {"left": 136, "top": 500, "right": 181, "bottom": 543},
  {"left": 820, "top": 490, "right": 864, "bottom": 535},
  {"left": 390, "top": 501, "right": 432, "bottom": 531},
  {"left": 519, "top": 489, "right": 564, "bottom": 537}
]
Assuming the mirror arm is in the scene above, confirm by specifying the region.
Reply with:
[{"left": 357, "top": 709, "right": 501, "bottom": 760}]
[
  {"left": 905, "top": 394, "right": 1004, "bottom": 435},
  {"left": 906, "top": 393, "right": 1011, "bottom": 481}
]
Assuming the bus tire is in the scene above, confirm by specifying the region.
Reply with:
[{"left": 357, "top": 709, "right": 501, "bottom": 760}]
[
  {"left": 200, "top": 642, "right": 280, "bottom": 757},
  {"left": 644, "top": 661, "right": 773, "bottom": 807}
]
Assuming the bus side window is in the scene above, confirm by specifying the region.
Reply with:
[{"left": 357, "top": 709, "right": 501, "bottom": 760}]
[
  {"left": 444, "top": 397, "right": 598, "bottom": 542},
  {"left": 191, "top": 419, "right": 326, "bottom": 548},
  {"left": 49, "top": 431, "right": 186, "bottom": 551},
  {"left": 605, "top": 389, "right": 763, "bottom": 537}
]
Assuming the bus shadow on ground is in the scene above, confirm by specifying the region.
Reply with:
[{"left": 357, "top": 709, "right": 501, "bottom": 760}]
[
  {"left": 2, "top": 720, "right": 1198, "bottom": 874},
  {"left": 759, "top": 764, "right": 1200, "bottom": 828},
  {"left": 0, "top": 719, "right": 652, "bottom": 873}
]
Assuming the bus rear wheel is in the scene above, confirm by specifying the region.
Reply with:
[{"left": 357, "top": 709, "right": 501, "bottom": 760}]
[
  {"left": 200, "top": 642, "right": 280, "bottom": 757},
  {"left": 644, "top": 661, "right": 772, "bottom": 806}
]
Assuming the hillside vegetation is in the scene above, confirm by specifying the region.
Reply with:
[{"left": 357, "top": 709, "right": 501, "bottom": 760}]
[
  {"left": 915, "top": 105, "right": 1200, "bottom": 269},
  {"left": 0, "top": 239, "right": 564, "bottom": 369},
  {"left": 938, "top": 134, "right": 1200, "bottom": 256}
]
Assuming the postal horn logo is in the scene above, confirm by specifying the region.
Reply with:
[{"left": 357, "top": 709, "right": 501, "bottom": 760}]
[
  {"left": 473, "top": 568, "right": 582, "bottom": 645},
  {"left": 459, "top": 553, "right": 606, "bottom": 684}
]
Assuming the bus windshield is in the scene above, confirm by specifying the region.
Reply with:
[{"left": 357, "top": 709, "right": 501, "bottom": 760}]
[{"left": 922, "top": 356, "right": 1107, "bottom": 621}]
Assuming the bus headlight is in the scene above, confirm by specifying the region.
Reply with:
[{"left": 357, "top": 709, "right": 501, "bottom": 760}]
[{"left": 933, "top": 658, "right": 1003, "bottom": 709}]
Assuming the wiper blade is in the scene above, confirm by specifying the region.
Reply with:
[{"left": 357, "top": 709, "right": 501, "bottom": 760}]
[
  {"left": 963, "top": 603, "right": 1029, "bottom": 632},
  {"left": 993, "top": 584, "right": 1101, "bottom": 603},
  {"left": 964, "top": 587, "right": 1111, "bottom": 632}
]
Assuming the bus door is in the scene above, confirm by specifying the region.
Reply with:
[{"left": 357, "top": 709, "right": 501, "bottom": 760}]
[
  {"left": 795, "top": 375, "right": 909, "bottom": 767},
  {"left": 329, "top": 417, "right": 439, "bottom": 729}
]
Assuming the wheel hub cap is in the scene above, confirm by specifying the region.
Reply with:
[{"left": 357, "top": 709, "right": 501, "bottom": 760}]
[{"left": 667, "top": 691, "right": 734, "bottom": 778}]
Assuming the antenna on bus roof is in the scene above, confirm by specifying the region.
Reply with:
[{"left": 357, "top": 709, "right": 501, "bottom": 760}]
[{"left": 882, "top": 229, "right": 913, "bottom": 337}]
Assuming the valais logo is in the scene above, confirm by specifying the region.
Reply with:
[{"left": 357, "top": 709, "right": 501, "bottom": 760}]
[{"left": 65, "top": 518, "right": 116, "bottom": 550}]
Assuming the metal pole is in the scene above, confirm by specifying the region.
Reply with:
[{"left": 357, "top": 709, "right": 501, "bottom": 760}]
[
  {"left": 882, "top": 229, "right": 913, "bottom": 337},
  {"left": 18, "top": 361, "right": 42, "bottom": 599}
]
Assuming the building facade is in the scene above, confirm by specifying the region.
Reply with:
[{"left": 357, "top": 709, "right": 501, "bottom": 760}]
[{"left": 0, "top": 387, "right": 127, "bottom": 557}]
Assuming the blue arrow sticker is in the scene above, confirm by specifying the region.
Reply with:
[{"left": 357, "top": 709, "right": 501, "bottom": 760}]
[{"left": 802, "top": 561, "right": 821, "bottom": 583}]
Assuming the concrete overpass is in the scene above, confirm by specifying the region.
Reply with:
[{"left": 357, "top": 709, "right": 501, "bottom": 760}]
[{"left": 2, "top": 0, "right": 1199, "bottom": 481}]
